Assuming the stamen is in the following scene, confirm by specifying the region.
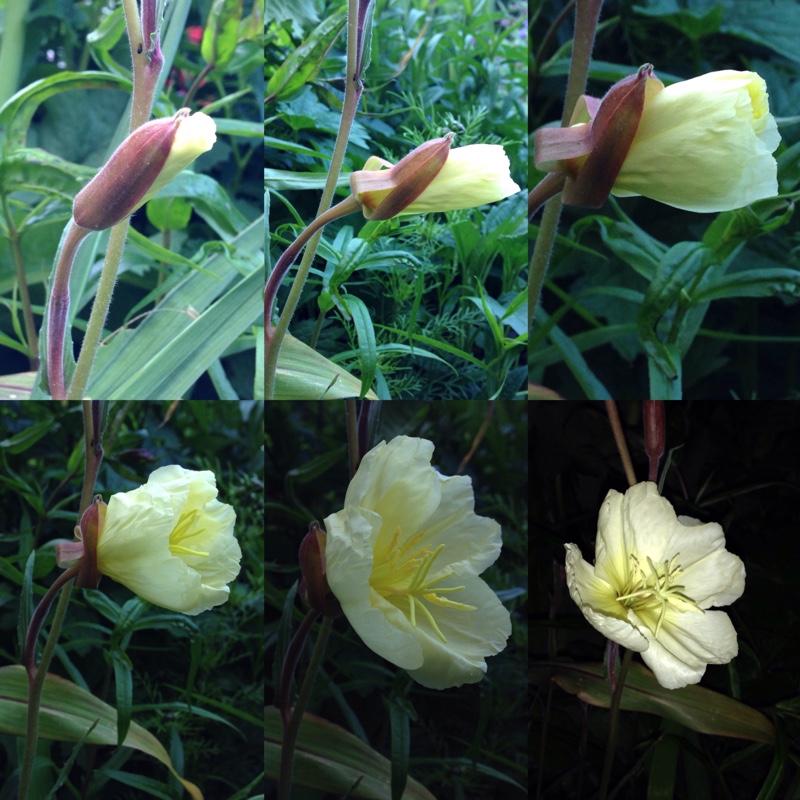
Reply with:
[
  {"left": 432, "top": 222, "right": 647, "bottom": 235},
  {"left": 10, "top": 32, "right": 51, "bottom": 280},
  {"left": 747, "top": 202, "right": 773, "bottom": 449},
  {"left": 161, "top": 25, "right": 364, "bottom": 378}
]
[{"left": 370, "top": 529, "right": 475, "bottom": 643}]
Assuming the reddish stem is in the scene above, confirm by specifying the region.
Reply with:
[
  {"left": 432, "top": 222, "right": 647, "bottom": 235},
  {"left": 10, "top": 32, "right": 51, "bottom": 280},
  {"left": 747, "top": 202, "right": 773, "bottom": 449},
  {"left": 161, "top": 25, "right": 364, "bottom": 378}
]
[{"left": 644, "top": 401, "right": 665, "bottom": 482}]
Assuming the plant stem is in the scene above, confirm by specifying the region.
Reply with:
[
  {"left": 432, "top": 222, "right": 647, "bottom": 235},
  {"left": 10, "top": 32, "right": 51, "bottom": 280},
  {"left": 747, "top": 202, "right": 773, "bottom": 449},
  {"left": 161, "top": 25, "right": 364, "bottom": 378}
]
[
  {"left": 18, "top": 567, "right": 78, "bottom": 800},
  {"left": 605, "top": 400, "right": 636, "bottom": 486},
  {"left": 529, "top": 0, "right": 603, "bottom": 331},
  {"left": 0, "top": 0, "right": 30, "bottom": 106},
  {"left": 599, "top": 647, "right": 633, "bottom": 800},
  {"left": 264, "top": 195, "right": 362, "bottom": 398},
  {"left": 44, "top": 220, "right": 91, "bottom": 399},
  {"left": 67, "top": 219, "right": 131, "bottom": 399},
  {"left": 278, "top": 615, "right": 333, "bottom": 800},
  {"left": 264, "top": 0, "right": 367, "bottom": 398}
]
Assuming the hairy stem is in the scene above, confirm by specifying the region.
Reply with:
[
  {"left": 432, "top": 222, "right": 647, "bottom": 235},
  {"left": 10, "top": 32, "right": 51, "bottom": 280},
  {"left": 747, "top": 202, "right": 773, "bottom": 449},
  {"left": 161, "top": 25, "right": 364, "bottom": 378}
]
[{"left": 45, "top": 220, "right": 91, "bottom": 399}]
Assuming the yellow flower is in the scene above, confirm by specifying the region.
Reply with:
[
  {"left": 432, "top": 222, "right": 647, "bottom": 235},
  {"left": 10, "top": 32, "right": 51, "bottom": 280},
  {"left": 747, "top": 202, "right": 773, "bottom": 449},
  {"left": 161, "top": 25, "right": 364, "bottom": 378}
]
[
  {"left": 323, "top": 436, "right": 511, "bottom": 690},
  {"left": 95, "top": 466, "right": 240, "bottom": 615},
  {"left": 612, "top": 70, "right": 780, "bottom": 212},
  {"left": 350, "top": 138, "right": 521, "bottom": 219},
  {"left": 565, "top": 482, "right": 745, "bottom": 690},
  {"left": 72, "top": 109, "right": 216, "bottom": 231}
]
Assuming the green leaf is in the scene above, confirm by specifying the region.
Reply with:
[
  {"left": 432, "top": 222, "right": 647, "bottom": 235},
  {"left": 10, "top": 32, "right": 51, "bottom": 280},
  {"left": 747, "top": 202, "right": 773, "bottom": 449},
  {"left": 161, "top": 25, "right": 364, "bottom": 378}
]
[
  {"left": 265, "top": 706, "right": 436, "bottom": 799},
  {"left": 145, "top": 196, "right": 194, "bottom": 232},
  {"left": 0, "top": 148, "right": 92, "bottom": 201},
  {"left": 266, "top": 9, "right": 347, "bottom": 102},
  {"left": 110, "top": 649, "right": 133, "bottom": 747},
  {"left": 0, "top": 71, "right": 131, "bottom": 151},
  {"left": 274, "top": 333, "right": 379, "bottom": 400},
  {"left": 550, "top": 661, "right": 775, "bottom": 744},
  {"left": 343, "top": 295, "right": 377, "bottom": 400},
  {"left": 0, "top": 418, "right": 53, "bottom": 453},
  {"left": 0, "top": 665, "right": 202, "bottom": 799},
  {"left": 201, "top": 0, "right": 244, "bottom": 70}
]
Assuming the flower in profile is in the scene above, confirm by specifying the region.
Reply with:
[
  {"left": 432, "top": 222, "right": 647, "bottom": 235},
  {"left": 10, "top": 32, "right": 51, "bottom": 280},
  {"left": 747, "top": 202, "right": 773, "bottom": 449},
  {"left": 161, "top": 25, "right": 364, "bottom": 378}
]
[
  {"left": 535, "top": 67, "right": 780, "bottom": 213},
  {"left": 72, "top": 109, "right": 216, "bottom": 231},
  {"left": 323, "top": 436, "right": 511, "bottom": 689},
  {"left": 564, "top": 482, "right": 745, "bottom": 690},
  {"left": 350, "top": 135, "right": 521, "bottom": 220},
  {"left": 58, "top": 466, "right": 240, "bottom": 615}
]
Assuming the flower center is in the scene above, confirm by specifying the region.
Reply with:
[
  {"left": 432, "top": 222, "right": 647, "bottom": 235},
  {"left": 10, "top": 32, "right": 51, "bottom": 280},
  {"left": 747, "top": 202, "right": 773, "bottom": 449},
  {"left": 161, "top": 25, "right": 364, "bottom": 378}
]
[
  {"left": 169, "top": 509, "right": 210, "bottom": 558},
  {"left": 616, "top": 553, "right": 703, "bottom": 637},
  {"left": 370, "top": 527, "right": 476, "bottom": 643}
]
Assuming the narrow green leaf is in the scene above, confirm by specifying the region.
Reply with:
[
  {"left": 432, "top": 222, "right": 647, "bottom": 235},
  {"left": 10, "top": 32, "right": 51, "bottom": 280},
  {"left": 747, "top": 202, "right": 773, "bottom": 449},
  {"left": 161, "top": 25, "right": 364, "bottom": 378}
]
[
  {"left": 343, "top": 295, "right": 377, "bottom": 399},
  {"left": 266, "top": 10, "right": 347, "bottom": 102},
  {"left": 550, "top": 662, "right": 775, "bottom": 744},
  {"left": 265, "top": 706, "right": 436, "bottom": 800},
  {"left": 389, "top": 701, "right": 410, "bottom": 800},
  {"left": 201, "top": 0, "right": 244, "bottom": 70},
  {"left": 111, "top": 649, "right": 133, "bottom": 746}
]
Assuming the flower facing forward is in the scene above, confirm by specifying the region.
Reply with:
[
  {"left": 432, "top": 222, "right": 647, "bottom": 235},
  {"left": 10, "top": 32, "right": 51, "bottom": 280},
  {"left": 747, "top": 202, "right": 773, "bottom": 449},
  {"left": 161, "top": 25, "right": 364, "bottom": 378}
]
[
  {"left": 565, "top": 482, "right": 745, "bottom": 689},
  {"left": 72, "top": 109, "right": 216, "bottom": 231},
  {"left": 350, "top": 135, "right": 521, "bottom": 220},
  {"left": 323, "top": 436, "right": 511, "bottom": 689},
  {"left": 535, "top": 68, "right": 780, "bottom": 213},
  {"left": 58, "top": 466, "right": 241, "bottom": 615}
]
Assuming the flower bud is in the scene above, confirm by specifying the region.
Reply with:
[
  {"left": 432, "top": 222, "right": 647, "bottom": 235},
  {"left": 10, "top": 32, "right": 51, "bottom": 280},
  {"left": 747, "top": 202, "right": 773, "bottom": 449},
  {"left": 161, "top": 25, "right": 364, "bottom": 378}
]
[
  {"left": 299, "top": 521, "right": 342, "bottom": 618},
  {"left": 350, "top": 136, "right": 520, "bottom": 219},
  {"left": 72, "top": 109, "right": 216, "bottom": 231}
]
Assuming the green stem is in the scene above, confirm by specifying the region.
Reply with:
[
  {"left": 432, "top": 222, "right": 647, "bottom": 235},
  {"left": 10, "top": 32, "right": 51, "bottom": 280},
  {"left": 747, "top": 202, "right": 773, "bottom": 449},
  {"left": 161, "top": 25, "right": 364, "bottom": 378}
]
[
  {"left": 264, "top": 0, "right": 366, "bottom": 398},
  {"left": 529, "top": 0, "right": 603, "bottom": 331},
  {"left": 278, "top": 615, "right": 333, "bottom": 800},
  {"left": 67, "top": 220, "right": 131, "bottom": 399},
  {"left": 18, "top": 568, "right": 77, "bottom": 800},
  {"left": 599, "top": 647, "right": 633, "bottom": 800},
  {"left": 264, "top": 195, "right": 362, "bottom": 397}
]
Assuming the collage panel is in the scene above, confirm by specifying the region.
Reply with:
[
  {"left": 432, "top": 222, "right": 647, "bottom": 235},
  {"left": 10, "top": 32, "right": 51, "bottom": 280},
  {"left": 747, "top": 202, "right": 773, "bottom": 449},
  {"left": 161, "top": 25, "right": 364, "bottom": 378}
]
[
  {"left": 267, "top": 400, "right": 528, "bottom": 797},
  {"left": 0, "top": 400, "right": 264, "bottom": 797},
  {"left": 532, "top": 400, "right": 800, "bottom": 797},
  {"left": 530, "top": 2, "right": 800, "bottom": 399}
]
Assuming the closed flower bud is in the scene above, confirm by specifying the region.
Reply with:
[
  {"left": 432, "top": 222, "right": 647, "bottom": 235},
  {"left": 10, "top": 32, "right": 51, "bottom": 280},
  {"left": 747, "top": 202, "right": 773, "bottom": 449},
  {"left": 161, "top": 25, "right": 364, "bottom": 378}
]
[
  {"left": 350, "top": 136, "right": 520, "bottom": 219},
  {"left": 55, "top": 495, "right": 107, "bottom": 589},
  {"left": 298, "top": 521, "right": 342, "bottom": 617},
  {"left": 72, "top": 109, "right": 216, "bottom": 231}
]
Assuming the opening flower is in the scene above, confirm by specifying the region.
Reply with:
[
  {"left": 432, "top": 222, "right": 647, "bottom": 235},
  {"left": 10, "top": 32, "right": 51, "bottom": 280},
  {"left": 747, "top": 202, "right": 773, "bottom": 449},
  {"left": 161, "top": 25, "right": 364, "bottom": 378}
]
[
  {"left": 72, "top": 109, "right": 216, "bottom": 231},
  {"left": 535, "top": 68, "right": 780, "bottom": 213},
  {"left": 611, "top": 70, "right": 780, "bottom": 212},
  {"left": 323, "top": 436, "right": 511, "bottom": 689},
  {"left": 58, "top": 466, "right": 241, "bottom": 615},
  {"left": 565, "top": 482, "right": 745, "bottom": 689},
  {"left": 350, "top": 137, "right": 521, "bottom": 219}
]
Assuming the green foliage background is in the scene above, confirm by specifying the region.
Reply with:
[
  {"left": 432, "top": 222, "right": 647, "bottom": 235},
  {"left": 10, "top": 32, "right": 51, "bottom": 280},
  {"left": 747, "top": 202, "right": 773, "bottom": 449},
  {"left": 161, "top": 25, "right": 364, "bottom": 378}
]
[{"left": 0, "top": 401, "right": 264, "bottom": 798}]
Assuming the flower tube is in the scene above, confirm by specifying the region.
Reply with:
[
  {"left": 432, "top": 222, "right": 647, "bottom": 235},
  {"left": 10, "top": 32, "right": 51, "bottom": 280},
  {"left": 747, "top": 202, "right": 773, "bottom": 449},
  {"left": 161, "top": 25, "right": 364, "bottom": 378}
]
[
  {"left": 323, "top": 436, "right": 511, "bottom": 690},
  {"left": 564, "top": 482, "right": 745, "bottom": 689}
]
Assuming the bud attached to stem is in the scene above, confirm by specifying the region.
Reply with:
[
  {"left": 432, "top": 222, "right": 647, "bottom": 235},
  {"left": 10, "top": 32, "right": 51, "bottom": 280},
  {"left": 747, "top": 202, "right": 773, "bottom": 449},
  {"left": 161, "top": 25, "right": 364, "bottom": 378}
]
[
  {"left": 56, "top": 495, "right": 107, "bottom": 589},
  {"left": 298, "top": 521, "right": 342, "bottom": 618}
]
